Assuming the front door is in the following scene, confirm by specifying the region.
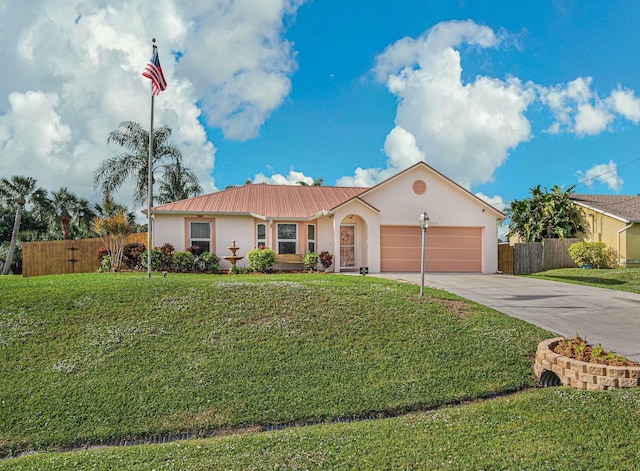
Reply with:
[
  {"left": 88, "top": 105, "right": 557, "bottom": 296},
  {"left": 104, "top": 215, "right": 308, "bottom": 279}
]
[{"left": 340, "top": 224, "right": 356, "bottom": 269}]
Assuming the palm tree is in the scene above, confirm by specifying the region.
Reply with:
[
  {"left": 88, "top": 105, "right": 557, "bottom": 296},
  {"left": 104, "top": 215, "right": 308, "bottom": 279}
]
[
  {"left": 156, "top": 161, "right": 203, "bottom": 204},
  {"left": 94, "top": 193, "right": 137, "bottom": 224},
  {"left": 42, "top": 187, "right": 94, "bottom": 240},
  {"left": 0, "top": 176, "right": 46, "bottom": 275},
  {"left": 94, "top": 121, "right": 186, "bottom": 207}
]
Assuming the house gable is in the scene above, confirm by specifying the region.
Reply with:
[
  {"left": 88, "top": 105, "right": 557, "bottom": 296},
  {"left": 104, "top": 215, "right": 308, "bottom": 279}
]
[{"left": 356, "top": 161, "right": 504, "bottom": 227}]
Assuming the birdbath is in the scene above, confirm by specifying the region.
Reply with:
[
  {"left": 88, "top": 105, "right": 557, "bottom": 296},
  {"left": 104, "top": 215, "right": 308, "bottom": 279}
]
[{"left": 223, "top": 240, "right": 243, "bottom": 273}]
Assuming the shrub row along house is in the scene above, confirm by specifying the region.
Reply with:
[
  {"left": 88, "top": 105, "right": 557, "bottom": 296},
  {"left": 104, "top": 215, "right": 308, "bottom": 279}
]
[{"left": 151, "top": 162, "right": 505, "bottom": 273}]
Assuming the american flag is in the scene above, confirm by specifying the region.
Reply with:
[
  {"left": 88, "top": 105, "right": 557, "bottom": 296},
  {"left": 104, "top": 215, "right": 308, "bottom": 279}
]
[{"left": 142, "top": 45, "right": 167, "bottom": 96}]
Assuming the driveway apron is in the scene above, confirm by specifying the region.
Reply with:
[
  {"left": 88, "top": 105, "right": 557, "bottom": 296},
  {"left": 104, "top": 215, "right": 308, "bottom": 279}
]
[{"left": 373, "top": 273, "right": 640, "bottom": 361}]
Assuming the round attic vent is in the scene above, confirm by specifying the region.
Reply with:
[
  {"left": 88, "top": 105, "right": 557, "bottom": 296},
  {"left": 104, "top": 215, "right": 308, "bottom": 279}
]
[{"left": 412, "top": 180, "right": 427, "bottom": 195}]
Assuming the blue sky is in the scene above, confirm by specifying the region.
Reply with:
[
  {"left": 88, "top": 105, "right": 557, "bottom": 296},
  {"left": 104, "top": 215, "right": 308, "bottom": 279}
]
[
  {"left": 1, "top": 1, "right": 639, "bottom": 215},
  {"left": 210, "top": 0, "right": 640, "bottom": 211}
]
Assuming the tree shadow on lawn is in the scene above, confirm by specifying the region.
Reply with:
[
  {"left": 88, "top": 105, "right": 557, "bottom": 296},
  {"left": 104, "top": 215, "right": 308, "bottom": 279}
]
[{"left": 541, "top": 275, "right": 627, "bottom": 286}]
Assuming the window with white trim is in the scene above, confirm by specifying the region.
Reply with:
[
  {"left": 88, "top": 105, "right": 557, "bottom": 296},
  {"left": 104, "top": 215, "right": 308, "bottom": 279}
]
[
  {"left": 190, "top": 222, "right": 211, "bottom": 252},
  {"left": 256, "top": 223, "right": 266, "bottom": 248},
  {"left": 307, "top": 224, "right": 316, "bottom": 253},
  {"left": 277, "top": 223, "right": 297, "bottom": 254}
]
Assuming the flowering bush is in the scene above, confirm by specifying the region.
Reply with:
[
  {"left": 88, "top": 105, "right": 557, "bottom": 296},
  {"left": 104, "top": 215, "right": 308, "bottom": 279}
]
[{"left": 247, "top": 247, "right": 276, "bottom": 273}]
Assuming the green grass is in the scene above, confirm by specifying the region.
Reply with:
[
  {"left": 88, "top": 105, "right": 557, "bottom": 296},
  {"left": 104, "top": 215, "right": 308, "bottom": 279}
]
[
  {"left": 3, "top": 387, "right": 639, "bottom": 470},
  {"left": 528, "top": 267, "right": 640, "bottom": 294},
  {"left": 0, "top": 273, "right": 550, "bottom": 458}
]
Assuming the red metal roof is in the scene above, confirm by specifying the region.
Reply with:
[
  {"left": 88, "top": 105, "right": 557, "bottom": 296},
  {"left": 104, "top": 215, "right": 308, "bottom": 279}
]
[{"left": 152, "top": 184, "right": 368, "bottom": 219}]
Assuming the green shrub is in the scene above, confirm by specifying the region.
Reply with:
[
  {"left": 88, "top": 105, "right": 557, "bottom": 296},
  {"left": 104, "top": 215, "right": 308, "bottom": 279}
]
[
  {"left": 303, "top": 251, "right": 319, "bottom": 271},
  {"left": 247, "top": 247, "right": 276, "bottom": 272},
  {"left": 100, "top": 255, "right": 112, "bottom": 271},
  {"left": 568, "top": 241, "right": 617, "bottom": 268},
  {"left": 198, "top": 252, "right": 220, "bottom": 272},
  {"left": 173, "top": 251, "right": 195, "bottom": 272},
  {"left": 140, "top": 248, "right": 168, "bottom": 271}
]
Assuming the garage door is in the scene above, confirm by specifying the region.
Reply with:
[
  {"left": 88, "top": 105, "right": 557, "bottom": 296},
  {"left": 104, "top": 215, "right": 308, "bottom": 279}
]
[{"left": 380, "top": 226, "right": 482, "bottom": 272}]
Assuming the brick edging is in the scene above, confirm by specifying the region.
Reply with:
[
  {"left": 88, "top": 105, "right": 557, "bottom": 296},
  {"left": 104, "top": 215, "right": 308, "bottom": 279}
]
[{"left": 534, "top": 337, "right": 640, "bottom": 391}]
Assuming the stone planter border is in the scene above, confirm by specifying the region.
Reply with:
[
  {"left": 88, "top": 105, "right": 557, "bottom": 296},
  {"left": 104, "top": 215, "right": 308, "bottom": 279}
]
[{"left": 534, "top": 337, "right": 640, "bottom": 391}]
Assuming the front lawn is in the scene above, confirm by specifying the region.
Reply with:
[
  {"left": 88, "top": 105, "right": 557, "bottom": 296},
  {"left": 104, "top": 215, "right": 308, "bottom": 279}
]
[
  {"left": 3, "top": 387, "right": 639, "bottom": 470},
  {"left": 0, "top": 273, "right": 549, "bottom": 457}
]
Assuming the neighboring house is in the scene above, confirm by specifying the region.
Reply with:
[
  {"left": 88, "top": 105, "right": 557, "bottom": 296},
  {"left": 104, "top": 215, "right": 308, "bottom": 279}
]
[
  {"left": 151, "top": 162, "right": 505, "bottom": 273},
  {"left": 570, "top": 194, "right": 640, "bottom": 267}
]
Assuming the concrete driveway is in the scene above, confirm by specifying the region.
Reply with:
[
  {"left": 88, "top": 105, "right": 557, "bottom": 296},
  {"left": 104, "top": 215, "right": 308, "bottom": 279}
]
[{"left": 373, "top": 273, "right": 640, "bottom": 361}]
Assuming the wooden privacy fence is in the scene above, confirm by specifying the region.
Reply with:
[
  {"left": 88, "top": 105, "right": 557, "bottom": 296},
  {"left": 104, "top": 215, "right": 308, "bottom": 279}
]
[
  {"left": 22, "top": 233, "right": 148, "bottom": 277},
  {"left": 498, "top": 238, "right": 579, "bottom": 275},
  {"left": 498, "top": 244, "right": 514, "bottom": 275}
]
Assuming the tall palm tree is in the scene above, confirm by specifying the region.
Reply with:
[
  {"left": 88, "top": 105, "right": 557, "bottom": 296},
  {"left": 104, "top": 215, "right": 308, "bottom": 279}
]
[
  {"left": 94, "top": 121, "right": 185, "bottom": 207},
  {"left": 0, "top": 176, "right": 46, "bottom": 275},
  {"left": 156, "top": 161, "right": 203, "bottom": 204},
  {"left": 41, "top": 187, "right": 94, "bottom": 240}
]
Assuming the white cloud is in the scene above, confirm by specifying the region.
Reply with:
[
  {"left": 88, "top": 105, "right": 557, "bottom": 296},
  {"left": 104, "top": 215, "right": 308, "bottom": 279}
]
[
  {"left": 573, "top": 103, "right": 614, "bottom": 136},
  {"left": 540, "top": 78, "right": 640, "bottom": 135},
  {"left": 475, "top": 192, "right": 506, "bottom": 211},
  {"left": 0, "top": 0, "right": 303, "bottom": 213},
  {"left": 252, "top": 170, "right": 313, "bottom": 185},
  {"left": 336, "top": 167, "right": 387, "bottom": 187},
  {"left": 611, "top": 88, "right": 640, "bottom": 123},
  {"left": 576, "top": 160, "right": 623, "bottom": 193},
  {"left": 2, "top": 91, "right": 72, "bottom": 159},
  {"left": 366, "top": 20, "right": 535, "bottom": 189},
  {"left": 176, "top": 0, "right": 303, "bottom": 140},
  {"left": 383, "top": 126, "right": 425, "bottom": 169}
]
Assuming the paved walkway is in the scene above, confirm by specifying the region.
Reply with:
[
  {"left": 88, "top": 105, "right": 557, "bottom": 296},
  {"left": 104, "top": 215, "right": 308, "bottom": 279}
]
[{"left": 372, "top": 273, "right": 640, "bottom": 361}]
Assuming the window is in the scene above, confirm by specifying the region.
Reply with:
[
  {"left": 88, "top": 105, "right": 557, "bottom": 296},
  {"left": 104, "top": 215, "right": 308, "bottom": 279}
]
[
  {"left": 190, "top": 222, "right": 211, "bottom": 252},
  {"left": 277, "top": 223, "right": 297, "bottom": 254},
  {"left": 256, "top": 223, "right": 266, "bottom": 248},
  {"left": 307, "top": 224, "right": 316, "bottom": 253}
]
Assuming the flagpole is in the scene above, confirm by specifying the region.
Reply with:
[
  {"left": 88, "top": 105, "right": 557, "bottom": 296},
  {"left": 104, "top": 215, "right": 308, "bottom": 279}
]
[{"left": 147, "top": 38, "right": 156, "bottom": 278}]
